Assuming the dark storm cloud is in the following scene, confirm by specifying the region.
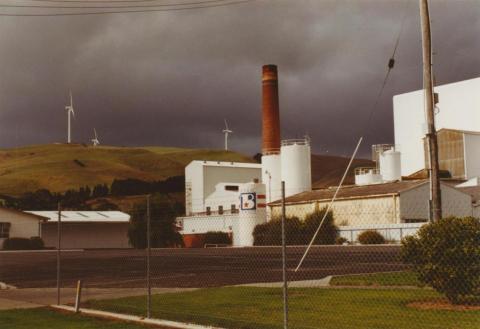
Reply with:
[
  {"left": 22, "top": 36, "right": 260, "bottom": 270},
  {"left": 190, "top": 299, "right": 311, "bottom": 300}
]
[{"left": 0, "top": 0, "right": 479, "bottom": 157}]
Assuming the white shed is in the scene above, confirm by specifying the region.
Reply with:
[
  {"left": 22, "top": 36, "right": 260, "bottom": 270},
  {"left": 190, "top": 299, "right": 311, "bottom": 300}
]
[
  {"left": 27, "top": 211, "right": 131, "bottom": 249},
  {"left": 0, "top": 207, "right": 46, "bottom": 247}
]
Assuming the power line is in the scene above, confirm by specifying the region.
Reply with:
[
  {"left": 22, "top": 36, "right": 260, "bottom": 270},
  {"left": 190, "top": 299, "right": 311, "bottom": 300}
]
[
  {"left": 0, "top": 0, "right": 232, "bottom": 8},
  {"left": 0, "top": 0, "right": 253, "bottom": 16}
]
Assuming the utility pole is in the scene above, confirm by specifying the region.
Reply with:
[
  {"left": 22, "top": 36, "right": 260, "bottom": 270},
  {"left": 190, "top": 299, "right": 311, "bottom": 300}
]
[{"left": 419, "top": 0, "right": 442, "bottom": 221}]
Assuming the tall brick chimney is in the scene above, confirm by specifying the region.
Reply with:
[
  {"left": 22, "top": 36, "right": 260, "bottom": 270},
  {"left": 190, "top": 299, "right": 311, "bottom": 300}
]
[{"left": 262, "top": 65, "right": 281, "bottom": 154}]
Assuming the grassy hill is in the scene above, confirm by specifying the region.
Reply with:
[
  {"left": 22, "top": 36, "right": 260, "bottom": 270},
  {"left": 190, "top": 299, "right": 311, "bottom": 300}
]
[{"left": 0, "top": 144, "right": 254, "bottom": 196}]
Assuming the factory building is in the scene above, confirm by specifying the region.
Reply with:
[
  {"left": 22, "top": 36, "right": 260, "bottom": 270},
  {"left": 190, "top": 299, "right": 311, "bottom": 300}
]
[
  {"left": 394, "top": 77, "right": 480, "bottom": 178},
  {"left": 268, "top": 180, "right": 474, "bottom": 226},
  {"left": 178, "top": 69, "right": 480, "bottom": 247}
]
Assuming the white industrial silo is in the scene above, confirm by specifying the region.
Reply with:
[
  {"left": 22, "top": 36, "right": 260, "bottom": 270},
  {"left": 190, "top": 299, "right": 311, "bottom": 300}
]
[
  {"left": 280, "top": 138, "right": 312, "bottom": 197},
  {"left": 235, "top": 182, "right": 267, "bottom": 247},
  {"left": 262, "top": 154, "right": 282, "bottom": 203},
  {"left": 379, "top": 148, "right": 402, "bottom": 182}
]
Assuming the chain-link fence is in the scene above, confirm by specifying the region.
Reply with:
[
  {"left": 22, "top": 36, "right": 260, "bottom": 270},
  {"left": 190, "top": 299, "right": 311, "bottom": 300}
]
[{"left": 1, "top": 188, "right": 479, "bottom": 329}]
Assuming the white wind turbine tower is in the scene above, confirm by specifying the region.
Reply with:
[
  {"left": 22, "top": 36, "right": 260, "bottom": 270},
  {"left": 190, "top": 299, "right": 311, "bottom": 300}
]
[
  {"left": 65, "top": 91, "right": 75, "bottom": 144},
  {"left": 222, "top": 119, "right": 233, "bottom": 151},
  {"left": 91, "top": 128, "right": 100, "bottom": 147}
]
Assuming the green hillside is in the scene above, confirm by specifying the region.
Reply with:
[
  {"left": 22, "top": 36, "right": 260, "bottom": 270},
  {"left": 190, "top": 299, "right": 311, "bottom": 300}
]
[{"left": 0, "top": 144, "right": 254, "bottom": 196}]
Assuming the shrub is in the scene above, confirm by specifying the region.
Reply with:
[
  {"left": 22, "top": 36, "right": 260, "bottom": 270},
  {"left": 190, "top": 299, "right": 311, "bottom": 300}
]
[
  {"left": 2, "top": 237, "right": 44, "bottom": 250},
  {"left": 358, "top": 230, "right": 385, "bottom": 245},
  {"left": 253, "top": 208, "right": 338, "bottom": 246},
  {"left": 302, "top": 209, "right": 338, "bottom": 245},
  {"left": 401, "top": 217, "right": 480, "bottom": 304},
  {"left": 204, "top": 231, "right": 232, "bottom": 245},
  {"left": 29, "top": 237, "right": 45, "bottom": 250},
  {"left": 336, "top": 236, "right": 348, "bottom": 245}
]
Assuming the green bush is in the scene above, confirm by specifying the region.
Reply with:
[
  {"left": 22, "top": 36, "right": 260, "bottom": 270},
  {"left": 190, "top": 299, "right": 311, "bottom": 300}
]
[
  {"left": 253, "top": 208, "right": 338, "bottom": 246},
  {"left": 204, "top": 231, "right": 232, "bottom": 245},
  {"left": 29, "top": 237, "right": 45, "bottom": 249},
  {"left": 336, "top": 236, "right": 349, "bottom": 245},
  {"left": 2, "top": 237, "right": 45, "bottom": 250},
  {"left": 401, "top": 217, "right": 480, "bottom": 304},
  {"left": 358, "top": 230, "right": 386, "bottom": 245}
]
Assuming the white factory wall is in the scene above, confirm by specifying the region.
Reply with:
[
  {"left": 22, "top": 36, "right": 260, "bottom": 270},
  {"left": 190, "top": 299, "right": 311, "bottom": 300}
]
[
  {"left": 185, "top": 161, "right": 261, "bottom": 215},
  {"left": 41, "top": 223, "right": 131, "bottom": 249},
  {"left": 393, "top": 77, "right": 480, "bottom": 176},
  {"left": 473, "top": 205, "right": 480, "bottom": 219},
  {"left": 179, "top": 214, "right": 237, "bottom": 235},
  {"left": 270, "top": 196, "right": 400, "bottom": 226},
  {"left": 399, "top": 183, "right": 473, "bottom": 221},
  {"left": 204, "top": 183, "right": 241, "bottom": 212},
  {"left": 0, "top": 208, "right": 42, "bottom": 247},
  {"left": 464, "top": 133, "right": 480, "bottom": 179}
]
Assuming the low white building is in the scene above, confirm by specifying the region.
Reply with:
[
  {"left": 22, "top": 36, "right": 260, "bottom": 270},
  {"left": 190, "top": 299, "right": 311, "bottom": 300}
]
[
  {"left": 269, "top": 180, "right": 474, "bottom": 226},
  {"left": 0, "top": 207, "right": 132, "bottom": 249},
  {"left": 28, "top": 211, "right": 131, "bottom": 249},
  {"left": 0, "top": 207, "right": 45, "bottom": 247}
]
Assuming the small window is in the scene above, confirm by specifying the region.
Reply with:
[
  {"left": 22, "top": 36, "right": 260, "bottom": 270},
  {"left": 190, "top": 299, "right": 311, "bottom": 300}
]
[
  {"left": 231, "top": 204, "right": 238, "bottom": 213},
  {"left": 206, "top": 207, "right": 211, "bottom": 215},
  {"left": 218, "top": 206, "right": 224, "bottom": 215},
  {"left": 225, "top": 185, "right": 239, "bottom": 192},
  {"left": 0, "top": 222, "right": 11, "bottom": 238}
]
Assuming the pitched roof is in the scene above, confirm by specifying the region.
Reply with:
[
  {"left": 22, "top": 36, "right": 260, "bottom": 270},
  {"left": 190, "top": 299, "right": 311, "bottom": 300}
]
[
  {"left": 0, "top": 207, "right": 48, "bottom": 221},
  {"left": 25, "top": 211, "right": 130, "bottom": 223},
  {"left": 457, "top": 186, "right": 480, "bottom": 203},
  {"left": 270, "top": 180, "right": 428, "bottom": 205}
]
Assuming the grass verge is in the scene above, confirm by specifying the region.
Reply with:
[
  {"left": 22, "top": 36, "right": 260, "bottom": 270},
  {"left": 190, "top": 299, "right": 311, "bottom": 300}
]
[
  {"left": 330, "top": 271, "right": 422, "bottom": 287},
  {"left": 0, "top": 307, "right": 152, "bottom": 329},
  {"left": 86, "top": 287, "right": 480, "bottom": 329}
]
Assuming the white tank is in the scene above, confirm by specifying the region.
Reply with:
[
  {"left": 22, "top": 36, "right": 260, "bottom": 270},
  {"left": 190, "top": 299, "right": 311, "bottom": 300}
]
[
  {"left": 379, "top": 149, "right": 402, "bottom": 182},
  {"left": 355, "top": 168, "right": 383, "bottom": 185},
  {"left": 236, "top": 182, "right": 267, "bottom": 247},
  {"left": 262, "top": 154, "right": 282, "bottom": 203},
  {"left": 280, "top": 139, "right": 312, "bottom": 198}
]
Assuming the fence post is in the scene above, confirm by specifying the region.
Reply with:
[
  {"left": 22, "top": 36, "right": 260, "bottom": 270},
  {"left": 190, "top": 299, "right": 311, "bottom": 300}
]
[
  {"left": 56, "top": 202, "right": 61, "bottom": 306},
  {"left": 74, "top": 280, "right": 83, "bottom": 313},
  {"left": 281, "top": 181, "right": 289, "bottom": 329},
  {"left": 146, "top": 195, "right": 152, "bottom": 319}
]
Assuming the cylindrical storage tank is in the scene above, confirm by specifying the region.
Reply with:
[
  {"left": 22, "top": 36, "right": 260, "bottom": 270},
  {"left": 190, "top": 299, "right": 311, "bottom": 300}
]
[
  {"left": 262, "top": 154, "right": 282, "bottom": 203},
  {"left": 380, "top": 149, "right": 402, "bottom": 182},
  {"left": 236, "top": 182, "right": 267, "bottom": 247},
  {"left": 280, "top": 139, "right": 312, "bottom": 197}
]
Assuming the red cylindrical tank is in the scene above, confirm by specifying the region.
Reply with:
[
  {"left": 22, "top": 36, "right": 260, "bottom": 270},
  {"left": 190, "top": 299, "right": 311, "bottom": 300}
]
[{"left": 262, "top": 65, "right": 281, "bottom": 154}]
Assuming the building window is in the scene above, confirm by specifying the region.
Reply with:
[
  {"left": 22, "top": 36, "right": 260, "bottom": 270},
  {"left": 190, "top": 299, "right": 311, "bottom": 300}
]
[
  {"left": 218, "top": 206, "right": 224, "bottom": 215},
  {"left": 225, "top": 185, "right": 239, "bottom": 192},
  {"left": 0, "top": 222, "right": 11, "bottom": 238},
  {"left": 206, "top": 207, "right": 211, "bottom": 216},
  {"left": 231, "top": 204, "right": 238, "bottom": 214}
]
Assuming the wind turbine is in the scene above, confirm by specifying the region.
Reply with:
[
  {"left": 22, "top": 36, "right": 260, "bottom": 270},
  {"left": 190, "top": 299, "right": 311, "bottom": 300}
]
[
  {"left": 91, "top": 128, "right": 100, "bottom": 147},
  {"left": 222, "top": 119, "right": 233, "bottom": 151},
  {"left": 65, "top": 91, "right": 75, "bottom": 144}
]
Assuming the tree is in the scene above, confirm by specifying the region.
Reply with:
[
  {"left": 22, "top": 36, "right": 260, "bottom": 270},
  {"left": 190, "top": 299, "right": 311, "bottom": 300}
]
[
  {"left": 302, "top": 208, "right": 338, "bottom": 245},
  {"left": 401, "top": 217, "right": 480, "bottom": 304},
  {"left": 128, "top": 196, "right": 184, "bottom": 248}
]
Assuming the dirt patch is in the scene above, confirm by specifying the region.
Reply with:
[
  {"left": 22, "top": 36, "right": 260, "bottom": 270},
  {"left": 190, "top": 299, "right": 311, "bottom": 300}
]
[{"left": 408, "top": 299, "right": 480, "bottom": 311}]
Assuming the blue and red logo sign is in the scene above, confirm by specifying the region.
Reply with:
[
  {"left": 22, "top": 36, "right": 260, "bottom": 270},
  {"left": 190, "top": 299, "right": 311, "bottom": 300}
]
[{"left": 240, "top": 193, "right": 256, "bottom": 210}]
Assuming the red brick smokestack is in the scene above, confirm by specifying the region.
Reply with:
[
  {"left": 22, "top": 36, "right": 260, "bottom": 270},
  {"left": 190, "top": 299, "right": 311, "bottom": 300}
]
[{"left": 262, "top": 65, "right": 281, "bottom": 154}]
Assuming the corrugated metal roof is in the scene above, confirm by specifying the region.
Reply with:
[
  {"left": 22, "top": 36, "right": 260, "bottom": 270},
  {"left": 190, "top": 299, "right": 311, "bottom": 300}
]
[
  {"left": 25, "top": 211, "right": 130, "bottom": 223},
  {"left": 270, "top": 180, "right": 428, "bottom": 205},
  {"left": 458, "top": 186, "right": 480, "bottom": 203}
]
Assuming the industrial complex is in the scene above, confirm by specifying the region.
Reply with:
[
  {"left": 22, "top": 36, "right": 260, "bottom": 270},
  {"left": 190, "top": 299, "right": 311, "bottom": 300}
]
[{"left": 177, "top": 69, "right": 480, "bottom": 247}]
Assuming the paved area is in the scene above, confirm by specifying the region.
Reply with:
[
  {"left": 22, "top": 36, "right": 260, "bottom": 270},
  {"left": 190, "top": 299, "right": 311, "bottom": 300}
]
[
  {"left": 0, "top": 287, "right": 197, "bottom": 310},
  {"left": 0, "top": 245, "right": 405, "bottom": 289}
]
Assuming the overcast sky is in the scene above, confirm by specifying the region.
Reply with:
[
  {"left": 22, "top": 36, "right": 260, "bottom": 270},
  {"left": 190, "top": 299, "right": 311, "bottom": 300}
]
[{"left": 0, "top": 0, "right": 479, "bottom": 157}]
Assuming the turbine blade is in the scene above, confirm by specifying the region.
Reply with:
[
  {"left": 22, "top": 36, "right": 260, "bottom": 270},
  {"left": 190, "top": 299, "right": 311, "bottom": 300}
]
[
  {"left": 94, "top": 128, "right": 97, "bottom": 139},
  {"left": 224, "top": 119, "right": 229, "bottom": 130}
]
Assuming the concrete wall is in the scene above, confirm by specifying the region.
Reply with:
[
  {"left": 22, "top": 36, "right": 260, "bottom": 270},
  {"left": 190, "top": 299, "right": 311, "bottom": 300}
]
[
  {"left": 0, "top": 208, "right": 42, "bottom": 247},
  {"left": 394, "top": 77, "right": 480, "bottom": 176},
  {"left": 464, "top": 133, "right": 480, "bottom": 179},
  {"left": 179, "top": 214, "right": 237, "bottom": 235},
  {"left": 473, "top": 205, "right": 480, "bottom": 219},
  {"left": 41, "top": 223, "right": 131, "bottom": 249},
  {"left": 399, "top": 183, "right": 473, "bottom": 221},
  {"left": 270, "top": 196, "right": 400, "bottom": 226}
]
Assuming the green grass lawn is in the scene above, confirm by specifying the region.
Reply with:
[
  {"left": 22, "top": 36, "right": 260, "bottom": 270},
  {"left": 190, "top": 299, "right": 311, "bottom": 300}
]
[
  {"left": 330, "top": 271, "right": 422, "bottom": 287},
  {"left": 0, "top": 307, "right": 152, "bottom": 329},
  {"left": 86, "top": 287, "right": 480, "bottom": 329}
]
